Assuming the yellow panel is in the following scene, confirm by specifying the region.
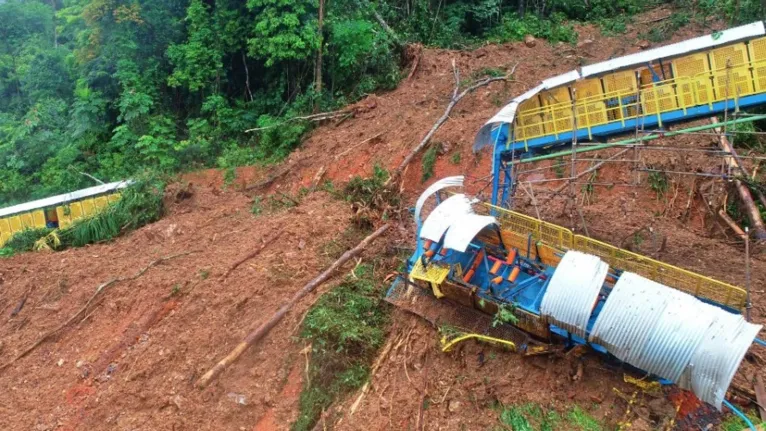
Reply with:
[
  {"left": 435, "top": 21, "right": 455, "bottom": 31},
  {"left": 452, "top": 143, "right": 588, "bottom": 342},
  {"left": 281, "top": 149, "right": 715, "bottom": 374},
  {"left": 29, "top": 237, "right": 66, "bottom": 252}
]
[
  {"left": 602, "top": 70, "right": 637, "bottom": 94},
  {"left": 0, "top": 217, "right": 10, "bottom": 236},
  {"left": 672, "top": 53, "right": 714, "bottom": 106},
  {"left": 515, "top": 114, "right": 545, "bottom": 141},
  {"left": 575, "top": 101, "right": 607, "bottom": 129},
  {"left": 8, "top": 216, "right": 22, "bottom": 233},
  {"left": 410, "top": 259, "right": 450, "bottom": 284},
  {"left": 107, "top": 193, "right": 121, "bottom": 203},
  {"left": 69, "top": 202, "right": 84, "bottom": 221},
  {"left": 643, "top": 84, "right": 678, "bottom": 114},
  {"left": 56, "top": 206, "right": 71, "bottom": 229},
  {"left": 673, "top": 53, "right": 710, "bottom": 77},
  {"left": 710, "top": 43, "right": 749, "bottom": 69},
  {"left": 94, "top": 196, "right": 109, "bottom": 210},
  {"left": 573, "top": 78, "right": 603, "bottom": 100},
  {"left": 710, "top": 44, "right": 754, "bottom": 98},
  {"left": 0, "top": 231, "right": 11, "bottom": 247},
  {"left": 19, "top": 213, "right": 34, "bottom": 229},
  {"left": 541, "top": 87, "right": 573, "bottom": 134},
  {"left": 749, "top": 38, "right": 766, "bottom": 92},
  {"left": 32, "top": 210, "right": 46, "bottom": 228},
  {"left": 81, "top": 198, "right": 96, "bottom": 216}
]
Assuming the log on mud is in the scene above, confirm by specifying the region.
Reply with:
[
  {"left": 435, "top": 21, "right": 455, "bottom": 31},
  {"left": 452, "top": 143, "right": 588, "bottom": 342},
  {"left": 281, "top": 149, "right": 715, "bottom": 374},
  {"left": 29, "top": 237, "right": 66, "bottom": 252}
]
[
  {"left": 711, "top": 117, "right": 766, "bottom": 241},
  {"left": 196, "top": 223, "right": 390, "bottom": 389}
]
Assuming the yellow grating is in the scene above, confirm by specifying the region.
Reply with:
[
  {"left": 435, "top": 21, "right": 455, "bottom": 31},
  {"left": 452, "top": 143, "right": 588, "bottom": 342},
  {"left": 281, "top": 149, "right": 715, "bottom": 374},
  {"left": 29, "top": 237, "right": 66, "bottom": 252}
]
[
  {"left": 710, "top": 44, "right": 754, "bottom": 99},
  {"left": 643, "top": 85, "right": 678, "bottom": 114},
  {"left": 516, "top": 114, "right": 545, "bottom": 140},
  {"left": 749, "top": 37, "right": 766, "bottom": 61},
  {"left": 81, "top": 198, "right": 95, "bottom": 216},
  {"left": 575, "top": 101, "right": 608, "bottom": 129},
  {"left": 473, "top": 202, "right": 747, "bottom": 310},
  {"left": 710, "top": 44, "right": 749, "bottom": 70},
  {"left": 673, "top": 53, "right": 709, "bottom": 77},
  {"left": 603, "top": 70, "right": 637, "bottom": 94},
  {"left": 749, "top": 38, "right": 766, "bottom": 92},
  {"left": 410, "top": 259, "right": 450, "bottom": 284},
  {"left": 542, "top": 87, "right": 571, "bottom": 105},
  {"left": 713, "top": 66, "right": 755, "bottom": 99},
  {"left": 542, "top": 87, "right": 573, "bottom": 133}
]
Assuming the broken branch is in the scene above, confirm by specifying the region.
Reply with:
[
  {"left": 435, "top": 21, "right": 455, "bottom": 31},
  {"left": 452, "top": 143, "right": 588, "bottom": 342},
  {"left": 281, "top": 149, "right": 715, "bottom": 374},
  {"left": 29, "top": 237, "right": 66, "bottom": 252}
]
[
  {"left": 221, "top": 231, "right": 284, "bottom": 280},
  {"left": 244, "top": 110, "right": 350, "bottom": 133},
  {"left": 386, "top": 60, "right": 518, "bottom": 186},
  {"left": 196, "top": 224, "right": 390, "bottom": 389}
]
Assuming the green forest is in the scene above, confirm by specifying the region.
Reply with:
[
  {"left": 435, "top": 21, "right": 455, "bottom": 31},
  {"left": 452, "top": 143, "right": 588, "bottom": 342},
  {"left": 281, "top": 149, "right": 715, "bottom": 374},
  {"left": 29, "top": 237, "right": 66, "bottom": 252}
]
[{"left": 0, "top": 0, "right": 759, "bottom": 205}]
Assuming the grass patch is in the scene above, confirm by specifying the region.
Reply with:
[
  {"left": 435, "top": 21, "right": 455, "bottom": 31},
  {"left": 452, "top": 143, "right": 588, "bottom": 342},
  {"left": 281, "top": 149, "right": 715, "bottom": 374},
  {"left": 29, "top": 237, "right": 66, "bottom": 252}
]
[
  {"left": 57, "top": 176, "right": 165, "bottom": 248},
  {"left": 648, "top": 171, "right": 669, "bottom": 199},
  {"left": 450, "top": 152, "right": 462, "bottom": 165},
  {"left": 720, "top": 410, "right": 765, "bottom": 431},
  {"left": 2, "top": 227, "right": 54, "bottom": 253},
  {"left": 567, "top": 405, "right": 602, "bottom": 431},
  {"left": 293, "top": 264, "right": 390, "bottom": 431},
  {"left": 497, "top": 403, "right": 601, "bottom": 431},
  {"left": 340, "top": 165, "right": 400, "bottom": 228},
  {"left": 642, "top": 12, "right": 690, "bottom": 43},
  {"left": 251, "top": 192, "right": 301, "bottom": 216},
  {"left": 421, "top": 144, "right": 439, "bottom": 183}
]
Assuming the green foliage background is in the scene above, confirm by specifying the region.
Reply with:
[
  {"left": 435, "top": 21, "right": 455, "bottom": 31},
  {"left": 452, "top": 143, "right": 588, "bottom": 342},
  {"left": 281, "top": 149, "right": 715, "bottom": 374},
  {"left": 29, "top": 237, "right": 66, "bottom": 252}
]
[{"left": 0, "top": 0, "right": 760, "bottom": 206}]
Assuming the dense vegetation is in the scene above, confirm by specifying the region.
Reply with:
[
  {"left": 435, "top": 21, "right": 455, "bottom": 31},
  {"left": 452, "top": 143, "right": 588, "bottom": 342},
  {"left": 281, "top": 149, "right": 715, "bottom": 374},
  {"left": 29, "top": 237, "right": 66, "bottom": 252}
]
[{"left": 0, "top": 0, "right": 762, "bottom": 205}]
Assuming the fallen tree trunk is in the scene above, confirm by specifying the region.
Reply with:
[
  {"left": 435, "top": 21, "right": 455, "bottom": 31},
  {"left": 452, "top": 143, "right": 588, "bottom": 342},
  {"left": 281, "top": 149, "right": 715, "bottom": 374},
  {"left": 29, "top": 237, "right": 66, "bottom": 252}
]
[
  {"left": 711, "top": 118, "right": 766, "bottom": 240},
  {"left": 386, "top": 59, "right": 517, "bottom": 186},
  {"left": 196, "top": 224, "right": 390, "bottom": 389}
]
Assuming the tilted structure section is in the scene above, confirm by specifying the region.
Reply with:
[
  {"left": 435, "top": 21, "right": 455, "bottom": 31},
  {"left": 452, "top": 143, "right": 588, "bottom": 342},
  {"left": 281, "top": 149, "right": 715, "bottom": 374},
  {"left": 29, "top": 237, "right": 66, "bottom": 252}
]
[
  {"left": 472, "top": 22, "right": 766, "bottom": 207},
  {"left": 0, "top": 181, "right": 129, "bottom": 246}
]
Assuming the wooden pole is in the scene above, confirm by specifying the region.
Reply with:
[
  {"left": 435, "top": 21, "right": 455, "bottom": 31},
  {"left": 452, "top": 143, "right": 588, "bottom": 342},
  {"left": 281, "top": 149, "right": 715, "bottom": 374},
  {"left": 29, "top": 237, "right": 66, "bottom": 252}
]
[
  {"left": 196, "top": 224, "right": 390, "bottom": 389},
  {"left": 745, "top": 226, "right": 752, "bottom": 322}
]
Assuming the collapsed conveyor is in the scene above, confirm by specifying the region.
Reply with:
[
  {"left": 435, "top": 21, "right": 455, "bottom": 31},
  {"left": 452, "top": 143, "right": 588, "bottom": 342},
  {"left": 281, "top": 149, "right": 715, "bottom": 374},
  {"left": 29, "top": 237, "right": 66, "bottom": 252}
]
[{"left": 395, "top": 176, "right": 763, "bottom": 415}]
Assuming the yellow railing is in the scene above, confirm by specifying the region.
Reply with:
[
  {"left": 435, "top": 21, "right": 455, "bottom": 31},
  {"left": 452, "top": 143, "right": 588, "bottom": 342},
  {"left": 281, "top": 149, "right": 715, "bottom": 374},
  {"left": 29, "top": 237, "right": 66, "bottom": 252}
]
[
  {"left": 476, "top": 202, "right": 747, "bottom": 310},
  {"left": 513, "top": 37, "right": 766, "bottom": 145}
]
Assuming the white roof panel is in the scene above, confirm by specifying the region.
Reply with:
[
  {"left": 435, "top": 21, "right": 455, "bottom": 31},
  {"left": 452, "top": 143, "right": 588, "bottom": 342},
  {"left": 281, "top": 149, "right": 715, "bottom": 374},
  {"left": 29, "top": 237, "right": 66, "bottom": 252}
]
[
  {"left": 0, "top": 180, "right": 131, "bottom": 218},
  {"left": 442, "top": 213, "right": 497, "bottom": 252},
  {"left": 420, "top": 194, "right": 474, "bottom": 242},
  {"left": 540, "top": 251, "right": 608, "bottom": 338},
  {"left": 581, "top": 22, "right": 765, "bottom": 77},
  {"left": 414, "top": 176, "right": 464, "bottom": 224}
]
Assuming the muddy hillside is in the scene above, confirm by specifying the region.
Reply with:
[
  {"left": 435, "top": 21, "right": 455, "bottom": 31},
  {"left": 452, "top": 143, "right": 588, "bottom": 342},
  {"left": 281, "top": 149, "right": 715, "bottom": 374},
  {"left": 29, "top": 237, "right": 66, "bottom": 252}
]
[{"left": 2, "top": 9, "right": 766, "bottom": 431}]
